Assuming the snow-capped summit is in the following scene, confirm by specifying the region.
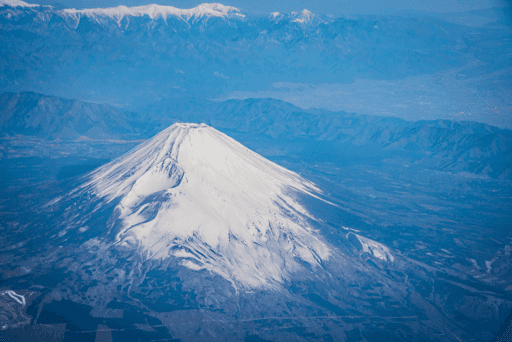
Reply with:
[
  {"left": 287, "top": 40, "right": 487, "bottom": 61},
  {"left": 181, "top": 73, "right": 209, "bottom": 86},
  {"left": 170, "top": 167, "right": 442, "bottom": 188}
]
[
  {"left": 270, "top": 12, "right": 281, "bottom": 19},
  {"left": 292, "top": 9, "right": 313, "bottom": 23},
  {"left": 61, "top": 2, "right": 244, "bottom": 24},
  {"left": 75, "top": 123, "right": 330, "bottom": 289},
  {"left": 291, "top": 9, "right": 324, "bottom": 24},
  {"left": 0, "top": 0, "right": 38, "bottom": 7}
]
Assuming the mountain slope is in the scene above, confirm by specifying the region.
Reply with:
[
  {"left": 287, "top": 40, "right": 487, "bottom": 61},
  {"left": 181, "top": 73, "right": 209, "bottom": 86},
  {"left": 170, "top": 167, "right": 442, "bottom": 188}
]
[
  {"left": 55, "top": 123, "right": 331, "bottom": 289},
  {"left": 0, "top": 92, "right": 144, "bottom": 139},
  {"left": 2, "top": 91, "right": 509, "bottom": 179}
]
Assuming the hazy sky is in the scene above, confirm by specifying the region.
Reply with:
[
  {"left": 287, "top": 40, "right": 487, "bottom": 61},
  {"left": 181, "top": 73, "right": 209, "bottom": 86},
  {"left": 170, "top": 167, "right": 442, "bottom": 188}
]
[{"left": 26, "top": 0, "right": 510, "bottom": 15}]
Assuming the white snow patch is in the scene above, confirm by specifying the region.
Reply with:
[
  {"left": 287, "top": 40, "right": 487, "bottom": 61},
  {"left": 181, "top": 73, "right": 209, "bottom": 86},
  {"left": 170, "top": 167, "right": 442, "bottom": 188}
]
[
  {"left": 469, "top": 258, "right": 480, "bottom": 269},
  {"left": 1, "top": 290, "right": 25, "bottom": 305},
  {"left": 78, "top": 226, "right": 89, "bottom": 233},
  {"left": 213, "top": 71, "right": 229, "bottom": 79},
  {"left": 341, "top": 226, "right": 360, "bottom": 233},
  {"left": 79, "top": 123, "right": 331, "bottom": 289},
  {"left": 485, "top": 258, "right": 497, "bottom": 274},
  {"left": 292, "top": 9, "right": 314, "bottom": 23},
  {"left": 181, "top": 260, "right": 204, "bottom": 271},
  {"left": 0, "top": 0, "right": 38, "bottom": 7},
  {"left": 349, "top": 233, "right": 394, "bottom": 262}
]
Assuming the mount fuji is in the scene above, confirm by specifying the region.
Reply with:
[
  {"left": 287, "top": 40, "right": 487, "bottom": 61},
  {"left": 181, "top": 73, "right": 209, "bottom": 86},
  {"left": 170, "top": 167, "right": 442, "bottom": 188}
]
[
  {"left": 52, "top": 123, "right": 333, "bottom": 289},
  {"left": 2, "top": 123, "right": 511, "bottom": 341}
]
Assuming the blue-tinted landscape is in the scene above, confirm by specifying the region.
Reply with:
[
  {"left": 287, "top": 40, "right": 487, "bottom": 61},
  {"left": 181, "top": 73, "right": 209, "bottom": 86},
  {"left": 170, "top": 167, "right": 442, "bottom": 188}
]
[{"left": 0, "top": 0, "right": 511, "bottom": 341}]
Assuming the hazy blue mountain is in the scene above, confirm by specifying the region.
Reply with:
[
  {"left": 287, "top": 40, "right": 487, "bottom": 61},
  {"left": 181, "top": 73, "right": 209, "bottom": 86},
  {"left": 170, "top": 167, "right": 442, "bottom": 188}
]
[
  {"left": 135, "top": 96, "right": 512, "bottom": 179},
  {"left": 0, "top": 1, "right": 500, "bottom": 106},
  {"left": 3, "top": 91, "right": 510, "bottom": 178},
  {"left": 0, "top": 92, "right": 148, "bottom": 139}
]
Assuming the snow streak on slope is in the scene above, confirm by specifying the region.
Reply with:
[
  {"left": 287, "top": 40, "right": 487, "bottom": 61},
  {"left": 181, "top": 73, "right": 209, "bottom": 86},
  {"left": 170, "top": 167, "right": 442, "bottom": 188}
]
[
  {"left": 347, "top": 232, "right": 394, "bottom": 262},
  {"left": 61, "top": 3, "right": 244, "bottom": 25},
  {"left": 79, "top": 123, "right": 330, "bottom": 289}
]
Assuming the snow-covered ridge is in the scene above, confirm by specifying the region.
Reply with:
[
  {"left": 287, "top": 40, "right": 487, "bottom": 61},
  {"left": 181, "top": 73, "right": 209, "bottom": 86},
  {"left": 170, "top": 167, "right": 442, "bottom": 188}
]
[
  {"left": 0, "top": 0, "right": 38, "bottom": 7},
  {"left": 61, "top": 2, "right": 244, "bottom": 23},
  {"left": 76, "top": 123, "right": 330, "bottom": 289},
  {"left": 292, "top": 9, "right": 312, "bottom": 23},
  {"left": 291, "top": 9, "right": 322, "bottom": 24}
]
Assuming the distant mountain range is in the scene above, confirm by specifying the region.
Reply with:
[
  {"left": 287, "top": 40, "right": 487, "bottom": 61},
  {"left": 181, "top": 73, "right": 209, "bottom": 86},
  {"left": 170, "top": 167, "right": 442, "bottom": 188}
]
[
  {"left": 1, "top": 0, "right": 506, "bottom": 107},
  {"left": 2, "top": 91, "right": 511, "bottom": 179}
]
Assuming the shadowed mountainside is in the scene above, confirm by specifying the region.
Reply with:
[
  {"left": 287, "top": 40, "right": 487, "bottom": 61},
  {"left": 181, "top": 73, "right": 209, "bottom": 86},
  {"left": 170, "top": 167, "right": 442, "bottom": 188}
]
[{"left": 0, "top": 92, "right": 147, "bottom": 140}]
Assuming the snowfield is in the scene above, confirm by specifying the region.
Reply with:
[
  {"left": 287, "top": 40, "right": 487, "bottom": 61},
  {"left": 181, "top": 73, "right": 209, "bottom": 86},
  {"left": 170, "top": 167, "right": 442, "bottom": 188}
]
[
  {"left": 78, "top": 123, "right": 331, "bottom": 289},
  {"left": 60, "top": 3, "right": 244, "bottom": 25}
]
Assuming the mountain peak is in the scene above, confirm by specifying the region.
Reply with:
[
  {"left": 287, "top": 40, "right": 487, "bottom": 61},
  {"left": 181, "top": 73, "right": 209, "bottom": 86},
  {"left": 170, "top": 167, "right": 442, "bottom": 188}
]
[
  {"left": 76, "top": 123, "right": 330, "bottom": 289},
  {"left": 0, "top": 0, "right": 38, "bottom": 7},
  {"left": 290, "top": 8, "right": 324, "bottom": 24},
  {"left": 173, "top": 122, "right": 208, "bottom": 129},
  {"left": 292, "top": 9, "right": 312, "bottom": 22},
  {"left": 60, "top": 2, "right": 244, "bottom": 22}
]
